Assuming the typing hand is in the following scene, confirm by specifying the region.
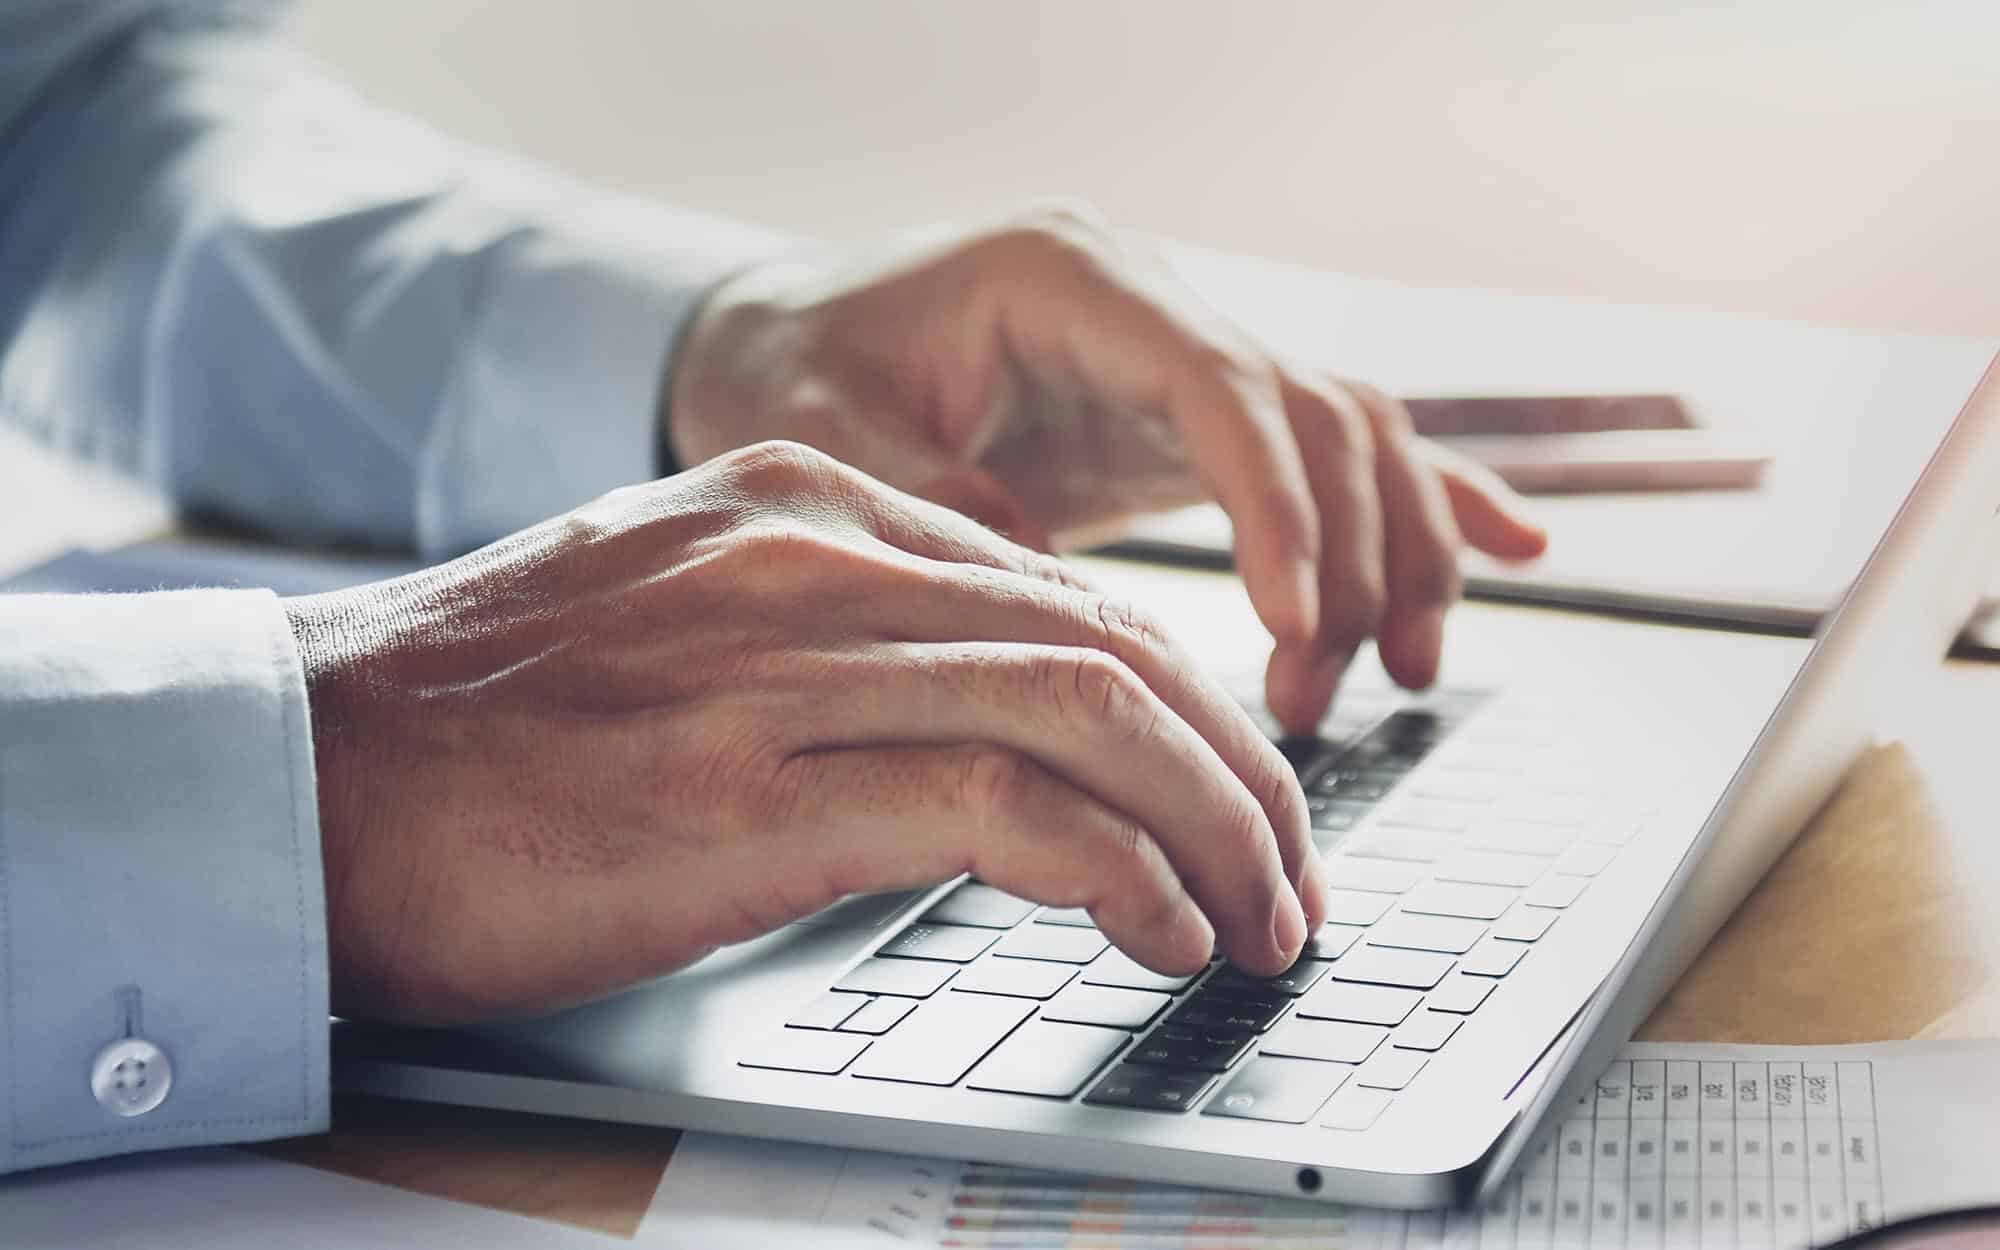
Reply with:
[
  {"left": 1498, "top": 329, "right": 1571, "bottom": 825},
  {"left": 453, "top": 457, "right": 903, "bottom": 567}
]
[
  {"left": 288, "top": 443, "right": 1324, "bottom": 1025},
  {"left": 668, "top": 206, "right": 1547, "bottom": 736}
]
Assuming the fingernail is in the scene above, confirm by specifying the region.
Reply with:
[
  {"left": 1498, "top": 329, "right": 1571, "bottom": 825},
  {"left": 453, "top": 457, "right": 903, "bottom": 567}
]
[{"left": 1271, "top": 893, "right": 1306, "bottom": 965}]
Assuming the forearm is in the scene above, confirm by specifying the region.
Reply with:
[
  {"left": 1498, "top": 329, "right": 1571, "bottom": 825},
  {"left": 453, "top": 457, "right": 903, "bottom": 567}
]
[{"left": 0, "top": 3, "right": 795, "bottom": 559}]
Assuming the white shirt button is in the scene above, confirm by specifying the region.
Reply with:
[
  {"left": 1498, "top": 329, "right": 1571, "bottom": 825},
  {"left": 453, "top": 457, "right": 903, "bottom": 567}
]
[{"left": 91, "top": 1038, "right": 173, "bottom": 1117}]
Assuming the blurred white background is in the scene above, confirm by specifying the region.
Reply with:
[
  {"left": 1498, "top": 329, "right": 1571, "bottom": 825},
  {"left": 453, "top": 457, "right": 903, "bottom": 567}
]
[{"left": 288, "top": 0, "right": 2000, "bottom": 337}]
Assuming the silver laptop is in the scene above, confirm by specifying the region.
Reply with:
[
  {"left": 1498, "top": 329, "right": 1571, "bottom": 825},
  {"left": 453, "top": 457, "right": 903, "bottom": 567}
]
[{"left": 333, "top": 358, "right": 2000, "bottom": 1209}]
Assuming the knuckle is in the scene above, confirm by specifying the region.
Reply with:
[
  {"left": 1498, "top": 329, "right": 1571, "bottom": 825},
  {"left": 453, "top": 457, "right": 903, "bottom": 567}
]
[
  {"left": 1244, "top": 742, "right": 1307, "bottom": 839},
  {"left": 1308, "top": 384, "right": 1376, "bottom": 459},
  {"left": 1088, "top": 594, "right": 1174, "bottom": 666},
  {"left": 731, "top": 519, "right": 844, "bottom": 569},
  {"left": 1323, "top": 572, "right": 1389, "bottom": 644},
  {"left": 1097, "top": 827, "right": 1184, "bottom": 932},
  {"left": 1397, "top": 545, "right": 1462, "bottom": 607},
  {"left": 716, "top": 521, "right": 894, "bottom": 604},
  {"left": 1196, "top": 342, "right": 1278, "bottom": 401},
  {"left": 717, "top": 439, "right": 846, "bottom": 497},
  {"left": 957, "top": 746, "right": 1037, "bottom": 826},
  {"left": 1225, "top": 797, "right": 1274, "bottom": 864},
  {"left": 1103, "top": 818, "right": 1153, "bottom": 875},
  {"left": 1021, "top": 548, "right": 1092, "bottom": 593},
  {"left": 988, "top": 213, "right": 1104, "bottom": 274},
  {"left": 1345, "top": 378, "right": 1413, "bottom": 434},
  {"left": 1059, "top": 651, "right": 1156, "bottom": 744},
  {"left": 1135, "top": 872, "right": 1190, "bottom": 937}
]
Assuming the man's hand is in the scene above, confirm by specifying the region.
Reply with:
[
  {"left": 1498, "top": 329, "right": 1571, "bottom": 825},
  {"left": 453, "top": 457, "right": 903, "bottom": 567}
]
[
  {"left": 669, "top": 206, "right": 1548, "bottom": 735},
  {"left": 288, "top": 443, "right": 1324, "bottom": 1025}
]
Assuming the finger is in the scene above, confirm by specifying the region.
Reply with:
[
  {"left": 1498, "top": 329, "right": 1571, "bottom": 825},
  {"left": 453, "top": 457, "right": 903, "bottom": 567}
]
[
  {"left": 799, "top": 451, "right": 1096, "bottom": 593},
  {"left": 798, "top": 641, "right": 1307, "bottom": 973},
  {"left": 1344, "top": 382, "right": 1465, "bottom": 690},
  {"left": 914, "top": 467, "right": 1055, "bottom": 552},
  {"left": 986, "top": 234, "right": 1323, "bottom": 650},
  {"left": 770, "top": 745, "right": 1214, "bottom": 974},
  {"left": 746, "top": 453, "right": 1319, "bottom": 940},
  {"left": 839, "top": 556, "right": 1325, "bottom": 936},
  {"left": 1413, "top": 439, "right": 1551, "bottom": 560},
  {"left": 1265, "top": 371, "right": 1390, "bottom": 736}
]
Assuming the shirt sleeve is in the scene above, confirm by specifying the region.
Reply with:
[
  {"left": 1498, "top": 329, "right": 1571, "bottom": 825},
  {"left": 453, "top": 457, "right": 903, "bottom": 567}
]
[
  {"left": 0, "top": 589, "right": 328, "bottom": 1174},
  {"left": 0, "top": 1, "right": 797, "bottom": 559}
]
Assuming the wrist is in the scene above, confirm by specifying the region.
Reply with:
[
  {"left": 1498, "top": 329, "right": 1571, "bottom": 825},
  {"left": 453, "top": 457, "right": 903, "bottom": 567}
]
[
  {"left": 662, "top": 259, "right": 818, "bottom": 473},
  {"left": 283, "top": 591, "right": 372, "bottom": 994},
  {"left": 660, "top": 267, "right": 755, "bottom": 475}
]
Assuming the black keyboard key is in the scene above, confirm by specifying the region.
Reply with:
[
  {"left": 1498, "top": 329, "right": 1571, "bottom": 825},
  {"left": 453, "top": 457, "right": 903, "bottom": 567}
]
[
  {"left": 1277, "top": 736, "right": 1339, "bottom": 773},
  {"left": 1126, "top": 1025, "right": 1256, "bottom": 1073},
  {"left": 967, "top": 1021, "right": 1129, "bottom": 1097},
  {"left": 1337, "top": 738, "right": 1395, "bottom": 769},
  {"left": 1204, "top": 959, "right": 1331, "bottom": 998},
  {"left": 1355, "top": 710, "right": 1453, "bottom": 767},
  {"left": 1203, "top": 1056, "right": 1352, "bottom": 1124},
  {"left": 1307, "top": 795, "right": 1372, "bottom": 832},
  {"left": 1084, "top": 1063, "right": 1213, "bottom": 1112},
  {"left": 1169, "top": 993, "right": 1286, "bottom": 1034},
  {"left": 1310, "top": 775, "right": 1393, "bottom": 802},
  {"left": 1187, "top": 982, "right": 1289, "bottom": 1012},
  {"left": 878, "top": 923, "right": 998, "bottom": 963}
]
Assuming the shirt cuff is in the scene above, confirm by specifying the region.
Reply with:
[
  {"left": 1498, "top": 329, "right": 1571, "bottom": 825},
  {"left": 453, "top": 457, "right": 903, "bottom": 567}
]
[
  {"left": 416, "top": 195, "right": 798, "bottom": 559},
  {"left": 0, "top": 589, "right": 329, "bottom": 1173}
]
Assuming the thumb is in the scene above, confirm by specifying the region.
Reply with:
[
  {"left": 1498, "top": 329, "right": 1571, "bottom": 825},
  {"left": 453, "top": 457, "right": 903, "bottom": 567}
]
[
  {"left": 916, "top": 467, "right": 1052, "bottom": 551},
  {"left": 1417, "top": 440, "right": 1550, "bottom": 561}
]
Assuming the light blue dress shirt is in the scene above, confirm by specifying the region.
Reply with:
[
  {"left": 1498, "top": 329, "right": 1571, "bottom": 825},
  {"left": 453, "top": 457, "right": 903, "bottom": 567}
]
[{"left": 0, "top": 0, "right": 788, "bottom": 1172}]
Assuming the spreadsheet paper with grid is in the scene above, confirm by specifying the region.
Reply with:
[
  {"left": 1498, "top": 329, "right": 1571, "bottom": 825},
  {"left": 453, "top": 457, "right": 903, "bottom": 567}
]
[
  {"left": 641, "top": 1040, "right": 1999, "bottom": 1249},
  {"left": 1454, "top": 1056, "right": 1883, "bottom": 1248}
]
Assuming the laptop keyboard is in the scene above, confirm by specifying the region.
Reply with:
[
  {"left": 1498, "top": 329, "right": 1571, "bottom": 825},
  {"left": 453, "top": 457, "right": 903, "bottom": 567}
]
[{"left": 740, "top": 688, "right": 1638, "bottom": 1132}]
